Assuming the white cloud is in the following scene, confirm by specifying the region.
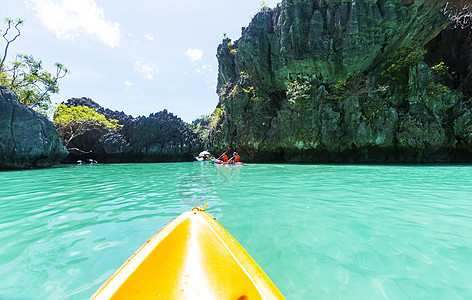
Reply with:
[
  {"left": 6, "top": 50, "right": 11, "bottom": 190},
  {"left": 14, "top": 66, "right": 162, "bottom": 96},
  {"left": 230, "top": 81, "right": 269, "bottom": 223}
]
[
  {"left": 28, "top": 0, "right": 121, "bottom": 47},
  {"left": 134, "top": 61, "right": 158, "bottom": 79},
  {"left": 185, "top": 48, "right": 203, "bottom": 64},
  {"left": 144, "top": 34, "right": 155, "bottom": 41},
  {"left": 124, "top": 80, "right": 133, "bottom": 87},
  {"left": 195, "top": 64, "right": 213, "bottom": 75}
]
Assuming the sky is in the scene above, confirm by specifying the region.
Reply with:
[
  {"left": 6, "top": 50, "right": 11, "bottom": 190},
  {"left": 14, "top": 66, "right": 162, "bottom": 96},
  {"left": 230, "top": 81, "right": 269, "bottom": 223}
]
[{"left": 0, "top": 0, "right": 279, "bottom": 122}]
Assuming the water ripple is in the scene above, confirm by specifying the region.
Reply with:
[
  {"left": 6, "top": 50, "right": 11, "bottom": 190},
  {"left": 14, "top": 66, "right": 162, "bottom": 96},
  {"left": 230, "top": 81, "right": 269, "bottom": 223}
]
[{"left": 1, "top": 163, "right": 472, "bottom": 299}]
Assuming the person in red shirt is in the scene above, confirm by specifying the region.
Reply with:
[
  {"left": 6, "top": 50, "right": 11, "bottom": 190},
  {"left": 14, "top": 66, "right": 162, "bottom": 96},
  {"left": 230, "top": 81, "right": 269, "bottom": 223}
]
[{"left": 222, "top": 154, "right": 228, "bottom": 162}]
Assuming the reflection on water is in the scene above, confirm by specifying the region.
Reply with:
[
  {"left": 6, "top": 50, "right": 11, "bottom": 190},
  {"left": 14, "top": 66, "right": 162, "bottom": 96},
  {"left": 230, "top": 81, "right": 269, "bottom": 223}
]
[{"left": 1, "top": 163, "right": 472, "bottom": 299}]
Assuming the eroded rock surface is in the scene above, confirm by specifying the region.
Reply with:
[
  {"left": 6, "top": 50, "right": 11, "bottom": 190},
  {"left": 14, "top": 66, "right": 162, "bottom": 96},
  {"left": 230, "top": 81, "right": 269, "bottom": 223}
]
[
  {"left": 0, "top": 86, "right": 67, "bottom": 169},
  {"left": 209, "top": 0, "right": 472, "bottom": 163}
]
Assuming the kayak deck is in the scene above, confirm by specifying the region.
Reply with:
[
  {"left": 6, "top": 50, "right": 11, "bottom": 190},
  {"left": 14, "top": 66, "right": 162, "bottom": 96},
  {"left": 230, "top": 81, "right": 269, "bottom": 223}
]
[{"left": 90, "top": 209, "right": 284, "bottom": 299}]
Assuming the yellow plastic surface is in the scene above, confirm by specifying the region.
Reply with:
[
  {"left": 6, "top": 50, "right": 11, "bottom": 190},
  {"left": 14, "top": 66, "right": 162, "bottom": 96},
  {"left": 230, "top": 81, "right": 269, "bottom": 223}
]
[{"left": 90, "top": 210, "right": 285, "bottom": 299}]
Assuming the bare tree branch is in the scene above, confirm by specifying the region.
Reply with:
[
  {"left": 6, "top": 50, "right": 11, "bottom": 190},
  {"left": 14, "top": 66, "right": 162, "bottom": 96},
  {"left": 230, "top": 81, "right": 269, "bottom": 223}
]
[
  {"left": 0, "top": 18, "right": 23, "bottom": 71},
  {"left": 66, "top": 147, "right": 92, "bottom": 154}
]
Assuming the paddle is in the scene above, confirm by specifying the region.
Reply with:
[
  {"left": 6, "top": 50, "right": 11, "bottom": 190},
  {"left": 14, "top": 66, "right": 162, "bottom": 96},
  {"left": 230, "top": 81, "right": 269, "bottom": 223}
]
[{"left": 216, "top": 148, "right": 230, "bottom": 160}]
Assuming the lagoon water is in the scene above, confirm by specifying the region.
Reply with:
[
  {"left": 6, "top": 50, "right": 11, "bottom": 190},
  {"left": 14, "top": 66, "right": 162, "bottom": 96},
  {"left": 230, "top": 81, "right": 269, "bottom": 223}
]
[{"left": 1, "top": 163, "right": 472, "bottom": 299}]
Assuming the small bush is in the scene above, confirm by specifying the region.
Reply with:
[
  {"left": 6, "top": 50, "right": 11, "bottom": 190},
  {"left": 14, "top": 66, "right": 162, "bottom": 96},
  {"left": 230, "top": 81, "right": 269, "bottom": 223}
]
[{"left": 378, "top": 45, "right": 427, "bottom": 90}]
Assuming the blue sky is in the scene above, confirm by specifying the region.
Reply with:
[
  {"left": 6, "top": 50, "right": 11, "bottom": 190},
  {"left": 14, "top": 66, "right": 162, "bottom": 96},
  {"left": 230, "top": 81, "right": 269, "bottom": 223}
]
[{"left": 1, "top": 0, "right": 278, "bottom": 122}]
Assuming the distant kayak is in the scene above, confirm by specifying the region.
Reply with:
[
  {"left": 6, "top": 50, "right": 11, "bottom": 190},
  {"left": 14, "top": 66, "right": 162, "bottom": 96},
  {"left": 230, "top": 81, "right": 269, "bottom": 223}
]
[
  {"left": 90, "top": 207, "right": 284, "bottom": 299},
  {"left": 195, "top": 150, "right": 214, "bottom": 162},
  {"left": 194, "top": 158, "right": 213, "bottom": 162},
  {"left": 213, "top": 159, "right": 244, "bottom": 165}
]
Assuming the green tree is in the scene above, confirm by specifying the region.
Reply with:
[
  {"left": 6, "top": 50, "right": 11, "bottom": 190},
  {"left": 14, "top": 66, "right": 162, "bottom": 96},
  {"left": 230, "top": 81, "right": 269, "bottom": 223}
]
[
  {"left": 1, "top": 54, "right": 68, "bottom": 110},
  {"left": 0, "top": 18, "right": 68, "bottom": 112},
  {"left": 431, "top": 61, "right": 452, "bottom": 82},
  {"left": 53, "top": 104, "right": 122, "bottom": 150}
]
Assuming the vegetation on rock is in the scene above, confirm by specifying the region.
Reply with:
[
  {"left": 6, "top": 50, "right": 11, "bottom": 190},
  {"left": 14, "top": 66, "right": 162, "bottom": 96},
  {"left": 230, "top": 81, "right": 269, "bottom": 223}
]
[
  {"left": 188, "top": 115, "right": 211, "bottom": 140},
  {"left": 53, "top": 104, "right": 121, "bottom": 151},
  {"left": 378, "top": 46, "right": 427, "bottom": 91}
]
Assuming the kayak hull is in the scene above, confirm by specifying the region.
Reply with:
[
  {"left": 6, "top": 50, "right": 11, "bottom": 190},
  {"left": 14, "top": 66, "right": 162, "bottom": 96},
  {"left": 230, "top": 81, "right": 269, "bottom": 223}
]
[
  {"left": 90, "top": 210, "right": 284, "bottom": 299},
  {"left": 213, "top": 159, "right": 244, "bottom": 165}
]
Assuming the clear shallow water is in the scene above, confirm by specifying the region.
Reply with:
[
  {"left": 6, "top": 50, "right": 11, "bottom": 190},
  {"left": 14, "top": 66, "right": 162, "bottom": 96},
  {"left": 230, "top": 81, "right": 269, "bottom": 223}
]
[{"left": 1, "top": 163, "right": 472, "bottom": 299}]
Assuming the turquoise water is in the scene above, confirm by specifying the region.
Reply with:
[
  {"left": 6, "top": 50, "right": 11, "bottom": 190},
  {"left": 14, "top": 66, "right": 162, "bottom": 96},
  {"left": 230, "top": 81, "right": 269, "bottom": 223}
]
[{"left": 1, "top": 163, "right": 472, "bottom": 299}]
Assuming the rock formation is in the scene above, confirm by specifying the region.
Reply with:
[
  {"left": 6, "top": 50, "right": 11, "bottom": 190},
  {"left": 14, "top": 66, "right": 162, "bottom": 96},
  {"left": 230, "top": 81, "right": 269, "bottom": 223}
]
[
  {"left": 209, "top": 0, "right": 472, "bottom": 163},
  {"left": 62, "top": 98, "right": 203, "bottom": 163},
  {"left": 425, "top": 26, "right": 472, "bottom": 97},
  {"left": 0, "top": 85, "right": 68, "bottom": 169}
]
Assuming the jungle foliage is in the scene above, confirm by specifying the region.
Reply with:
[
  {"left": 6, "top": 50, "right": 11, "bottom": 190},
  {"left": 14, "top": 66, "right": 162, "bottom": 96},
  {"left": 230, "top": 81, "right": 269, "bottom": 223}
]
[
  {"left": 53, "top": 104, "right": 122, "bottom": 148},
  {"left": 378, "top": 45, "right": 427, "bottom": 90}
]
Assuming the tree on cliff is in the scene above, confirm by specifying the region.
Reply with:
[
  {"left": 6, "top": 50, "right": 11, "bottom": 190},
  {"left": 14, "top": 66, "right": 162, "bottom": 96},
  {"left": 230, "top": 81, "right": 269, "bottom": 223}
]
[
  {"left": 53, "top": 104, "right": 122, "bottom": 152},
  {"left": 0, "top": 18, "right": 68, "bottom": 112}
]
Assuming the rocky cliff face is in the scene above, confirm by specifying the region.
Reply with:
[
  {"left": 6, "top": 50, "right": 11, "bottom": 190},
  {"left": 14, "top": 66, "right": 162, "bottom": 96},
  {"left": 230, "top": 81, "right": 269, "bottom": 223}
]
[
  {"left": 0, "top": 86, "right": 68, "bottom": 169},
  {"left": 425, "top": 26, "right": 472, "bottom": 96},
  {"left": 63, "top": 98, "right": 203, "bottom": 163},
  {"left": 209, "top": 0, "right": 472, "bottom": 163},
  {"left": 216, "top": 0, "right": 449, "bottom": 91}
]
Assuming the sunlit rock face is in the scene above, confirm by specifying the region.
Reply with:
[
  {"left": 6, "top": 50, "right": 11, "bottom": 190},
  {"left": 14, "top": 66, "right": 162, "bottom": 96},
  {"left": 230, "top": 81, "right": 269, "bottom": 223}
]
[
  {"left": 209, "top": 0, "right": 472, "bottom": 163},
  {"left": 0, "top": 86, "right": 67, "bottom": 170},
  {"left": 217, "top": 0, "right": 449, "bottom": 90}
]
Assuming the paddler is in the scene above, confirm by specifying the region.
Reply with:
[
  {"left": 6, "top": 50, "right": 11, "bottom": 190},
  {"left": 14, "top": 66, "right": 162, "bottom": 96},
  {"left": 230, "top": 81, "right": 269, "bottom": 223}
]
[
  {"left": 229, "top": 152, "right": 240, "bottom": 163},
  {"left": 216, "top": 148, "right": 230, "bottom": 162}
]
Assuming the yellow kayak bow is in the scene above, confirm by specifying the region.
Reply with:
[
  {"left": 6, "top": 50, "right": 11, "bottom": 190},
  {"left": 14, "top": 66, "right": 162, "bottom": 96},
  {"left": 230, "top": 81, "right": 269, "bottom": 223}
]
[{"left": 90, "top": 207, "right": 285, "bottom": 299}]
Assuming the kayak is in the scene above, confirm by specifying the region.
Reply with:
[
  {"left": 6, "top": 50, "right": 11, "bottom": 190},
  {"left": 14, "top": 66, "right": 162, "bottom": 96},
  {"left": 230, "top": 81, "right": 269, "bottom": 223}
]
[
  {"left": 195, "top": 151, "right": 214, "bottom": 162},
  {"left": 213, "top": 159, "right": 244, "bottom": 165},
  {"left": 194, "top": 158, "right": 213, "bottom": 162},
  {"left": 90, "top": 206, "right": 285, "bottom": 299}
]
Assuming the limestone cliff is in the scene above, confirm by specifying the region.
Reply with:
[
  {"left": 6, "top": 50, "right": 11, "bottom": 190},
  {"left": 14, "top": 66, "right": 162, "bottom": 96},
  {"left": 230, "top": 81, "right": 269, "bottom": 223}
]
[
  {"left": 209, "top": 0, "right": 472, "bottom": 163},
  {"left": 62, "top": 98, "right": 203, "bottom": 163},
  {"left": 0, "top": 86, "right": 68, "bottom": 169}
]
